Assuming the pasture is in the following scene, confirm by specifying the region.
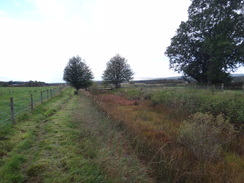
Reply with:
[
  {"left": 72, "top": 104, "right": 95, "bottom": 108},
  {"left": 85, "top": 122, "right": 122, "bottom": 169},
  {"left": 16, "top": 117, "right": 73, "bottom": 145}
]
[
  {"left": 0, "top": 87, "right": 62, "bottom": 124},
  {"left": 0, "top": 88, "right": 153, "bottom": 183}
]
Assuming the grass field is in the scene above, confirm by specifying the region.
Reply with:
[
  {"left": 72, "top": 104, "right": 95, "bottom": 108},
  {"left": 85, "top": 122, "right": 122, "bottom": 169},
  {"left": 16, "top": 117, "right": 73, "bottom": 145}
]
[
  {"left": 1, "top": 86, "right": 243, "bottom": 182},
  {"left": 0, "top": 87, "right": 62, "bottom": 124},
  {"left": 0, "top": 88, "right": 153, "bottom": 183}
]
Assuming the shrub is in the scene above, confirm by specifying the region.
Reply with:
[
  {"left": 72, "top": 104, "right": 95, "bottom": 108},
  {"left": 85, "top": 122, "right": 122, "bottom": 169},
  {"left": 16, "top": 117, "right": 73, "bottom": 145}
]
[
  {"left": 89, "top": 82, "right": 100, "bottom": 95},
  {"left": 178, "top": 112, "right": 235, "bottom": 161}
]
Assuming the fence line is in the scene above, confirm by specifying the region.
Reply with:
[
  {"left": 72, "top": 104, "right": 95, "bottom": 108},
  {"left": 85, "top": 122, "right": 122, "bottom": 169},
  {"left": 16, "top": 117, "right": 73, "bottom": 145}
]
[
  {"left": 123, "top": 83, "right": 244, "bottom": 92},
  {"left": 0, "top": 87, "right": 64, "bottom": 125}
]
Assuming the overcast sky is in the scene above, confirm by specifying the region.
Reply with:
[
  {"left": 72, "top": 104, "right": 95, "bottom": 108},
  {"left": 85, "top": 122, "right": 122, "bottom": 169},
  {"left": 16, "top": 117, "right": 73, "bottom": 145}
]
[{"left": 0, "top": 0, "right": 243, "bottom": 83}]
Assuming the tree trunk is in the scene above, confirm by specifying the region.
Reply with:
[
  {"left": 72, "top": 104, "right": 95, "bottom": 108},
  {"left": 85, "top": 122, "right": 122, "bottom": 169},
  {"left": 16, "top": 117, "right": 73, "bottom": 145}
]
[{"left": 115, "top": 82, "right": 121, "bottom": 88}]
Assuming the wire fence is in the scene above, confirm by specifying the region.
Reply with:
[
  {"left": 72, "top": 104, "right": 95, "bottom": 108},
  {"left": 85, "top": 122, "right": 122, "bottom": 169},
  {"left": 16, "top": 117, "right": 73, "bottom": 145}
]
[
  {"left": 122, "top": 82, "right": 244, "bottom": 92},
  {"left": 0, "top": 87, "right": 64, "bottom": 125}
]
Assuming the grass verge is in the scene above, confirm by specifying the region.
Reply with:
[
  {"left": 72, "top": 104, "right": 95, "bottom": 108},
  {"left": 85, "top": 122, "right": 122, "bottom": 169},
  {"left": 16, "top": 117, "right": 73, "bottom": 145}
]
[{"left": 0, "top": 88, "right": 153, "bottom": 183}]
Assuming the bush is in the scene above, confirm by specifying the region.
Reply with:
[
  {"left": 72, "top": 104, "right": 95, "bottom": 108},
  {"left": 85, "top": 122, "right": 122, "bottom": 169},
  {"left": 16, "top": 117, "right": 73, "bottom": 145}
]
[
  {"left": 119, "top": 88, "right": 152, "bottom": 101},
  {"left": 150, "top": 89, "right": 244, "bottom": 124},
  {"left": 178, "top": 112, "right": 235, "bottom": 161},
  {"left": 89, "top": 82, "right": 100, "bottom": 95}
]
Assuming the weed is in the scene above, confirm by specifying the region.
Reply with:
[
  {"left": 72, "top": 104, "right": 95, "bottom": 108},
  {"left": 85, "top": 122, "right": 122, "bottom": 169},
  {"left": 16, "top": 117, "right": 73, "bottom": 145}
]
[
  {"left": 178, "top": 113, "right": 236, "bottom": 161},
  {"left": 75, "top": 92, "right": 153, "bottom": 182},
  {"left": 116, "top": 87, "right": 244, "bottom": 124},
  {"left": 89, "top": 89, "right": 244, "bottom": 182}
]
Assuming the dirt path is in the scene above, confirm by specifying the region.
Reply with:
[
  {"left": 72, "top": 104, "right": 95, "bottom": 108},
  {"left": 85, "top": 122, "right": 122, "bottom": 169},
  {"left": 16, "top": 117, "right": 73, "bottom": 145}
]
[{"left": 0, "top": 89, "right": 153, "bottom": 183}]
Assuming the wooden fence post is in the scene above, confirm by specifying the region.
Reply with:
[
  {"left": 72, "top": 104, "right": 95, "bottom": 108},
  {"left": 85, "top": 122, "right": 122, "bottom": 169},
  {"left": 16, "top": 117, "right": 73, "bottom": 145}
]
[
  {"left": 41, "top": 91, "right": 43, "bottom": 104},
  {"left": 221, "top": 83, "right": 224, "bottom": 91},
  {"left": 30, "top": 94, "right": 34, "bottom": 111},
  {"left": 50, "top": 89, "right": 52, "bottom": 98},
  {"left": 47, "top": 89, "right": 49, "bottom": 100},
  {"left": 10, "top": 97, "right": 15, "bottom": 124}
]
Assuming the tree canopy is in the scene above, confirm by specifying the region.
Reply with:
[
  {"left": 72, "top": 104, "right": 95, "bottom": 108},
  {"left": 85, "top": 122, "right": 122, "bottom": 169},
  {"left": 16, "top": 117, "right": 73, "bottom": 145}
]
[
  {"left": 102, "top": 54, "right": 134, "bottom": 88},
  {"left": 165, "top": 0, "right": 244, "bottom": 84},
  {"left": 63, "top": 56, "right": 93, "bottom": 92}
]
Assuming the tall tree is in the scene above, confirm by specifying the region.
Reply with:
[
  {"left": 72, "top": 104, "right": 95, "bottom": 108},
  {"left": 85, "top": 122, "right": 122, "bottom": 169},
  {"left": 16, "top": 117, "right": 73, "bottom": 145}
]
[
  {"left": 102, "top": 54, "right": 134, "bottom": 88},
  {"left": 63, "top": 56, "right": 93, "bottom": 92},
  {"left": 165, "top": 0, "right": 244, "bottom": 84}
]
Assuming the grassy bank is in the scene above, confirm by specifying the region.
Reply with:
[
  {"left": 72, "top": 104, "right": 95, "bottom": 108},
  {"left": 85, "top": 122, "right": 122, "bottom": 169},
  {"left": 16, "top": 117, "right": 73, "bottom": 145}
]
[
  {"left": 0, "top": 86, "right": 62, "bottom": 124},
  {"left": 0, "top": 88, "right": 152, "bottom": 183}
]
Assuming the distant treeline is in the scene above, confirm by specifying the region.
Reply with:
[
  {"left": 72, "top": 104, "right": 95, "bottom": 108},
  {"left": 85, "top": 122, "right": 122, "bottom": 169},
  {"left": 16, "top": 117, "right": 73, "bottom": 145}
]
[
  {"left": 232, "top": 75, "right": 244, "bottom": 83},
  {"left": 131, "top": 75, "right": 244, "bottom": 84},
  {"left": 0, "top": 80, "right": 48, "bottom": 87},
  {"left": 127, "top": 75, "right": 244, "bottom": 90},
  {"left": 131, "top": 78, "right": 185, "bottom": 85}
]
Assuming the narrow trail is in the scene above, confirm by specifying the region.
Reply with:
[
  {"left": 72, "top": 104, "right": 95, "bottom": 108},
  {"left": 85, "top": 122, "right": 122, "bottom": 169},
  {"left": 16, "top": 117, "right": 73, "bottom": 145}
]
[{"left": 0, "top": 89, "right": 153, "bottom": 183}]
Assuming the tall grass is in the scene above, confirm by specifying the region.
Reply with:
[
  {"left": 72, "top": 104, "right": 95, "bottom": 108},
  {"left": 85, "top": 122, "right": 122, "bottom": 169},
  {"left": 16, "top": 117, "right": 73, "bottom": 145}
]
[
  {"left": 75, "top": 92, "right": 154, "bottom": 183},
  {"left": 118, "top": 87, "right": 244, "bottom": 124},
  {"left": 88, "top": 87, "right": 244, "bottom": 182}
]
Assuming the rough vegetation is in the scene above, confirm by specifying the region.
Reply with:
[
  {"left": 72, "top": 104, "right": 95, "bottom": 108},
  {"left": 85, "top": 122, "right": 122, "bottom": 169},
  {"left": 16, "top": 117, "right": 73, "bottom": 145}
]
[
  {"left": 87, "top": 86, "right": 244, "bottom": 182},
  {"left": 178, "top": 112, "right": 236, "bottom": 161},
  {"left": 118, "top": 87, "right": 244, "bottom": 124}
]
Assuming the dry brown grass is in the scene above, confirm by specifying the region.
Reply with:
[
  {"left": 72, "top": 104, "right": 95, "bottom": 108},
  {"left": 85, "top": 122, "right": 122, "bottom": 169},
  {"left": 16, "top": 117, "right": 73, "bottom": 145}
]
[{"left": 86, "top": 89, "right": 244, "bottom": 183}]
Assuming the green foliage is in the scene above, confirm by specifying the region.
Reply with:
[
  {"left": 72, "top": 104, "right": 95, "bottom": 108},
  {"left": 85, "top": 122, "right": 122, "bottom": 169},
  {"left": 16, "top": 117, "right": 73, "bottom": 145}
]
[
  {"left": 118, "top": 88, "right": 152, "bottom": 100},
  {"left": 102, "top": 54, "right": 134, "bottom": 88},
  {"left": 63, "top": 56, "right": 94, "bottom": 91},
  {"left": 152, "top": 89, "right": 244, "bottom": 123},
  {"left": 178, "top": 113, "right": 236, "bottom": 161},
  {"left": 89, "top": 82, "right": 100, "bottom": 95},
  {"left": 118, "top": 87, "right": 244, "bottom": 124},
  {"left": 0, "top": 81, "right": 9, "bottom": 87},
  {"left": 165, "top": 0, "right": 244, "bottom": 84}
]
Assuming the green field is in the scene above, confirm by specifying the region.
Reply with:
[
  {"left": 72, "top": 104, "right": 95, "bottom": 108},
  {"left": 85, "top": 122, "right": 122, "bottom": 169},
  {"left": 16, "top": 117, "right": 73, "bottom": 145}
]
[
  {"left": 0, "top": 87, "right": 62, "bottom": 124},
  {"left": 1, "top": 86, "right": 244, "bottom": 182},
  {"left": 0, "top": 88, "right": 152, "bottom": 183}
]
